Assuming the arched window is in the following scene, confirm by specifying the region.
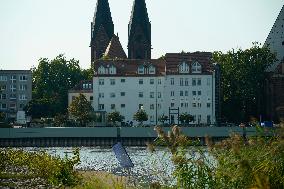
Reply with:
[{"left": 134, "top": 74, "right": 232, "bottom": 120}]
[
  {"left": 98, "top": 66, "right": 105, "bottom": 74},
  {"left": 138, "top": 65, "right": 144, "bottom": 74},
  {"left": 109, "top": 65, "right": 117, "bottom": 75},
  {"left": 179, "top": 62, "right": 189, "bottom": 73},
  {"left": 192, "top": 62, "right": 202, "bottom": 73},
  {"left": 149, "top": 65, "right": 156, "bottom": 74}
]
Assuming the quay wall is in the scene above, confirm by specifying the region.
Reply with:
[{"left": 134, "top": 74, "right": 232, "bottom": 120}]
[{"left": 0, "top": 127, "right": 257, "bottom": 147}]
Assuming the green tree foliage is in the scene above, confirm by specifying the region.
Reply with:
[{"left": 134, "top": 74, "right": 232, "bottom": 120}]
[
  {"left": 213, "top": 43, "right": 276, "bottom": 122},
  {"left": 0, "top": 112, "right": 5, "bottom": 122},
  {"left": 133, "top": 109, "right": 148, "bottom": 126},
  {"left": 27, "top": 54, "right": 89, "bottom": 118},
  {"left": 179, "top": 113, "right": 194, "bottom": 124},
  {"left": 107, "top": 111, "right": 124, "bottom": 126},
  {"left": 68, "top": 94, "right": 94, "bottom": 126}
]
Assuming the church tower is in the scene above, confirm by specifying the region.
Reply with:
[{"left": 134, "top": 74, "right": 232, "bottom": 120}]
[
  {"left": 90, "top": 0, "right": 114, "bottom": 62},
  {"left": 128, "top": 0, "right": 151, "bottom": 59}
]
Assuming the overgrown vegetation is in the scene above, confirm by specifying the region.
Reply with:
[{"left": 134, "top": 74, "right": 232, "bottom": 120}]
[{"left": 148, "top": 125, "right": 284, "bottom": 189}]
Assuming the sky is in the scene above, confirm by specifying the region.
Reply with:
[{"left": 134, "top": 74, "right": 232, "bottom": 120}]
[{"left": 0, "top": 0, "right": 283, "bottom": 70}]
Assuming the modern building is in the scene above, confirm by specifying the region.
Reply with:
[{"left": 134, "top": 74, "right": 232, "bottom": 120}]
[
  {"left": 89, "top": 0, "right": 220, "bottom": 125},
  {"left": 264, "top": 5, "right": 284, "bottom": 121},
  {"left": 0, "top": 70, "right": 32, "bottom": 121}
]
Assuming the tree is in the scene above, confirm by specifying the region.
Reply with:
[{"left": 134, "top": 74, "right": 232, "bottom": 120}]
[
  {"left": 30, "top": 54, "right": 90, "bottom": 118},
  {"left": 133, "top": 109, "right": 148, "bottom": 126},
  {"left": 107, "top": 111, "right": 124, "bottom": 126},
  {"left": 213, "top": 42, "right": 276, "bottom": 122},
  {"left": 158, "top": 114, "right": 168, "bottom": 125},
  {"left": 68, "top": 94, "right": 94, "bottom": 126},
  {"left": 179, "top": 113, "right": 194, "bottom": 125},
  {"left": 0, "top": 112, "right": 5, "bottom": 122}
]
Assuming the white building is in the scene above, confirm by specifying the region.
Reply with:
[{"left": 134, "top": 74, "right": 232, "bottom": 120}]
[{"left": 93, "top": 52, "right": 220, "bottom": 126}]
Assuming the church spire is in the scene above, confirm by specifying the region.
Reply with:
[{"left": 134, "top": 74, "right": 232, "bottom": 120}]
[
  {"left": 128, "top": 0, "right": 151, "bottom": 59},
  {"left": 90, "top": 0, "right": 114, "bottom": 62}
]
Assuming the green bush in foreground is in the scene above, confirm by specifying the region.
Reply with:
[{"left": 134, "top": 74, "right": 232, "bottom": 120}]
[
  {"left": 0, "top": 148, "right": 81, "bottom": 187},
  {"left": 149, "top": 125, "right": 284, "bottom": 189}
]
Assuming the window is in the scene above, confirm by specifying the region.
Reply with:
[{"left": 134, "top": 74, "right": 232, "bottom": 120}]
[
  {"left": 150, "top": 115, "right": 154, "bottom": 122},
  {"left": 198, "top": 115, "right": 202, "bottom": 123},
  {"left": 185, "top": 103, "right": 189, "bottom": 108},
  {"left": 158, "top": 79, "right": 162, "bottom": 85},
  {"left": 109, "top": 65, "right": 116, "bottom": 74},
  {"left": 192, "top": 91, "right": 197, "bottom": 96},
  {"left": 19, "top": 94, "right": 27, "bottom": 100},
  {"left": 150, "top": 79, "right": 155, "bottom": 85},
  {"left": 10, "top": 85, "right": 16, "bottom": 92},
  {"left": 0, "top": 85, "right": 6, "bottom": 91},
  {"left": 171, "top": 103, "right": 175, "bottom": 108},
  {"left": 10, "top": 75, "right": 16, "bottom": 83},
  {"left": 150, "top": 104, "right": 155, "bottom": 110},
  {"left": 181, "top": 103, "right": 184, "bottom": 107},
  {"left": 19, "top": 75, "right": 28, "bottom": 81},
  {"left": 179, "top": 62, "right": 190, "bottom": 73},
  {"left": 99, "top": 93, "right": 104, "bottom": 98},
  {"left": 99, "top": 79, "right": 104, "bottom": 85},
  {"left": 1, "top": 103, "right": 7, "bottom": 109},
  {"left": 110, "top": 93, "right": 116, "bottom": 98},
  {"left": 192, "top": 62, "right": 202, "bottom": 73},
  {"left": 98, "top": 66, "right": 105, "bottom": 74},
  {"left": 192, "top": 103, "right": 197, "bottom": 107},
  {"left": 19, "top": 84, "right": 27, "bottom": 91},
  {"left": 139, "top": 92, "right": 144, "bottom": 98},
  {"left": 111, "top": 104, "right": 115, "bottom": 110},
  {"left": 180, "top": 91, "right": 184, "bottom": 96},
  {"left": 139, "top": 79, "right": 143, "bottom": 84},
  {"left": 10, "top": 94, "right": 16, "bottom": 100},
  {"left": 207, "top": 115, "right": 211, "bottom": 124},
  {"left": 139, "top": 104, "right": 144, "bottom": 110},
  {"left": 170, "top": 78, "right": 174, "bottom": 85},
  {"left": 121, "top": 79, "right": 126, "bottom": 83},
  {"left": 121, "top": 92, "right": 125, "bottom": 96},
  {"left": 207, "top": 78, "right": 211, "bottom": 86},
  {"left": 198, "top": 91, "right": 202, "bottom": 96},
  {"left": 121, "top": 104, "right": 126, "bottom": 108},
  {"left": 197, "top": 102, "right": 202, "bottom": 108},
  {"left": 185, "top": 78, "right": 189, "bottom": 86},
  {"left": 110, "top": 79, "right": 115, "bottom": 85},
  {"left": 138, "top": 66, "right": 144, "bottom": 74},
  {"left": 150, "top": 92, "right": 155, "bottom": 98},
  {"left": 180, "top": 78, "right": 184, "bottom": 86},
  {"left": 185, "top": 91, "right": 189, "bottom": 96},
  {"left": 10, "top": 103, "right": 16, "bottom": 109},
  {"left": 207, "top": 103, "right": 211, "bottom": 108},
  {"left": 90, "top": 96, "right": 94, "bottom": 101},
  {"left": 192, "top": 78, "right": 196, "bottom": 86},
  {"left": 158, "top": 104, "right": 161, "bottom": 109},
  {"left": 99, "top": 104, "right": 104, "bottom": 110},
  {"left": 149, "top": 66, "right": 156, "bottom": 74},
  {"left": 0, "top": 94, "right": 6, "bottom": 100},
  {"left": 158, "top": 92, "right": 162, "bottom": 98},
  {"left": 0, "top": 76, "right": 7, "bottom": 81},
  {"left": 171, "top": 91, "right": 175, "bottom": 97},
  {"left": 197, "top": 78, "right": 201, "bottom": 86},
  {"left": 282, "top": 41, "right": 284, "bottom": 46}
]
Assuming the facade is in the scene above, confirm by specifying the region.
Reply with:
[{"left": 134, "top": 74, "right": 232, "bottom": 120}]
[
  {"left": 68, "top": 80, "right": 94, "bottom": 107},
  {"left": 264, "top": 5, "right": 284, "bottom": 121},
  {"left": 0, "top": 70, "right": 32, "bottom": 120},
  {"left": 93, "top": 53, "right": 219, "bottom": 125}
]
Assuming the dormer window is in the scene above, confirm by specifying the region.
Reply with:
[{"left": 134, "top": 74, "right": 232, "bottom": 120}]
[
  {"left": 109, "top": 65, "right": 117, "bottom": 75},
  {"left": 179, "top": 62, "right": 189, "bottom": 73},
  {"left": 192, "top": 62, "right": 202, "bottom": 73},
  {"left": 149, "top": 65, "right": 156, "bottom": 74},
  {"left": 138, "top": 65, "right": 144, "bottom": 74},
  {"left": 98, "top": 66, "right": 105, "bottom": 74}
]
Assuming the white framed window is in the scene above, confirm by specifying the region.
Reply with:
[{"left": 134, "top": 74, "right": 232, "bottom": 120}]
[
  {"left": 179, "top": 62, "right": 190, "bottom": 73},
  {"left": 150, "top": 115, "right": 154, "bottom": 122},
  {"left": 198, "top": 91, "right": 202, "bottom": 96},
  {"left": 192, "top": 62, "right": 202, "bottom": 73},
  {"left": 0, "top": 103, "right": 7, "bottom": 109},
  {"left": 198, "top": 115, "right": 202, "bottom": 123},
  {"left": 185, "top": 91, "right": 189, "bottom": 96},
  {"left": 0, "top": 85, "right": 6, "bottom": 91},
  {"left": 19, "top": 94, "right": 27, "bottom": 101},
  {"left": 10, "top": 85, "right": 16, "bottom": 92},
  {"left": 139, "top": 79, "right": 143, "bottom": 84},
  {"left": 150, "top": 79, "right": 155, "bottom": 85},
  {"left": 98, "top": 66, "right": 105, "bottom": 74},
  {"left": 158, "top": 79, "right": 162, "bottom": 85},
  {"left": 19, "top": 75, "right": 28, "bottom": 81},
  {"left": 99, "top": 104, "right": 104, "bottom": 110},
  {"left": 158, "top": 92, "right": 162, "bottom": 98},
  {"left": 10, "top": 75, "right": 17, "bottom": 83},
  {"left": 138, "top": 66, "right": 144, "bottom": 74},
  {"left": 121, "top": 92, "right": 126, "bottom": 97},
  {"left": 170, "top": 78, "right": 174, "bottom": 85},
  {"left": 19, "top": 84, "right": 27, "bottom": 91},
  {"left": 185, "top": 78, "right": 189, "bottom": 86},
  {"left": 139, "top": 92, "right": 144, "bottom": 98},
  {"left": 10, "top": 94, "right": 16, "bottom": 100},
  {"left": 180, "top": 78, "right": 184, "bottom": 86},
  {"left": 192, "top": 78, "right": 196, "bottom": 86},
  {"left": 10, "top": 103, "right": 16, "bottom": 109},
  {"left": 110, "top": 79, "right": 115, "bottom": 85},
  {"left": 149, "top": 66, "right": 156, "bottom": 74},
  {"left": 197, "top": 78, "right": 202, "bottom": 86},
  {"left": 109, "top": 65, "right": 117, "bottom": 74},
  {"left": 180, "top": 91, "right": 184, "bottom": 96},
  {"left": 121, "top": 79, "right": 126, "bottom": 83},
  {"left": 121, "top": 104, "right": 126, "bottom": 108},
  {"left": 99, "top": 93, "right": 104, "bottom": 98},
  {"left": 150, "top": 92, "right": 155, "bottom": 98},
  {"left": 110, "top": 93, "right": 116, "bottom": 98},
  {"left": 150, "top": 104, "right": 155, "bottom": 110},
  {"left": 0, "top": 76, "right": 7, "bottom": 81},
  {"left": 171, "top": 91, "right": 175, "bottom": 97},
  {"left": 0, "top": 94, "right": 6, "bottom": 100},
  {"left": 111, "top": 104, "right": 115, "bottom": 110}
]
